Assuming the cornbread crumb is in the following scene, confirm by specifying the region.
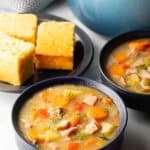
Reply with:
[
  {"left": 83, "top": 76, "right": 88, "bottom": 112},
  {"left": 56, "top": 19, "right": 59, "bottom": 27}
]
[
  {"left": 0, "top": 13, "right": 37, "bottom": 43},
  {"left": 35, "top": 21, "right": 75, "bottom": 70},
  {"left": 0, "top": 32, "right": 35, "bottom": 85}
]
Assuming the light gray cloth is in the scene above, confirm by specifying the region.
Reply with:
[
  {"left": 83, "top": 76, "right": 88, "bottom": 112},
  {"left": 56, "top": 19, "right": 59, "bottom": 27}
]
[{"left": 0, "top": 0, "right": 54, "bottom": 12}]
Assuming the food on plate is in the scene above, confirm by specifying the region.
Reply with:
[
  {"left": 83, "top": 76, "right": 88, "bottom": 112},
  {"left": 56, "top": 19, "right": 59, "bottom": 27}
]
[
  {"left": 35, "top": 21, "right": 75, "bottom": 70},
  {"left": 0, "top": 13, "right": 37, "bottom": 43},
  {"left": 18, "top": 84, "right": 120, "bottom": 150},
  {"left": 0, "top": 13, "right": 77, "bottom": 86},
  {"left": 107, "top": 39, "right": 150, "bottom": 93},
  {"left": 0, "top": 32, "right": 35, "bottom": 85}
]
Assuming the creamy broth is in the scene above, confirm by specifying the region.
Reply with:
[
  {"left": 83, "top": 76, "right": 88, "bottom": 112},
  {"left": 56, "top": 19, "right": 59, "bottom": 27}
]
[
  {"left": 107, "top": 39, "right": 150, "bottom": 94},
  {"left": 19, "top": 85, "right": 120, "bottom": 150}
]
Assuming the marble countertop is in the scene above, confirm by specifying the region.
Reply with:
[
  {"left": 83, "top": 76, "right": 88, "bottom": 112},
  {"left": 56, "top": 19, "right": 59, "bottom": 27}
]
[{"left": 0, "top": 0, "right": 149, "bottom": 150}]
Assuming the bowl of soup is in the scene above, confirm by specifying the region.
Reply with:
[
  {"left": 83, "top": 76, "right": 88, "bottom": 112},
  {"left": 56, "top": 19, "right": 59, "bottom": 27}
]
[
  {"left": 99, "top": 30, "right": 150, "bottom": 111},
  {"left": 12, "top": 77, "right": 127, "bottom": 150}
]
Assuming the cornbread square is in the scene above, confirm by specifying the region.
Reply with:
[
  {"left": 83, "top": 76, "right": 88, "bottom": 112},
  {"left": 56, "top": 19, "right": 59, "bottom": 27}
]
[
  {"left": 35, "top": 21, "right": 75, "bottom": 70},
  {"left": 0, "top": 32, "right": 35, "bottom": 86},
  {"left": 0, "top": 13, "right": 37, "bottom": 43}
]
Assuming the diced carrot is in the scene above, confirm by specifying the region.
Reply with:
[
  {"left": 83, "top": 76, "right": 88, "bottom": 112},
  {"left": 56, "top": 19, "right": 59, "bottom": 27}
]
[
  {"left": 70, "top": 115, "right": 80, "bottom": 126},
  {"left": 68, "top": 142, "right": 79, "bottom": 150},
  {"left": 102, "top": 97, "right": 113, "bottom": 105},
  {"left": 87, "top": 106, "right": 108, "bottom": 120},
  {"left": 121, "top": 63, "right": 129, "bottom": 69},
  {"left": 32, "top": 108, "right": 49, "bottom": 119},
  {"left": 114, "top": 53, "right": 128, "bottom": 63},
  {"left": 74, "top": 102, "right": 84, "bottom": 112},
  {"left": 28, "top": 130, "right": 38, "bottom": 140},
  {"left": 84, "top": 137, "right": 98, "bottom": 148},
  {"left": 40, "top": 90, "right": 49, "bottom": 101},
  {"left": 129, "top": 40, "right": 150, "bottom": 51},
  {"left": 146, "top": 48, "right": 150, "bottom": 55},
  {"left": 51, "top": 95, "right": 71, "bottom": 107},
  {"left": 108, "top": 64, "right": 126, "bottom": 76},
  {"left": 84, "top": 89, "right": 98, "bottom": 96}
]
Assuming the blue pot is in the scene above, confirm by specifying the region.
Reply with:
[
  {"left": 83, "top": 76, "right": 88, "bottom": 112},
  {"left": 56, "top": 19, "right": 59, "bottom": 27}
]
[{"left": 67, "top": 0, "right": 150, "bottom": 36}]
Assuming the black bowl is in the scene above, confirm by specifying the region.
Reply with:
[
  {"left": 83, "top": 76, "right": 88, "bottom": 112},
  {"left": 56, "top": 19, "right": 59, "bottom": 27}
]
[
  {"left": 99, "top": 30, "right": 150, "bottom": 111},
  {"left": 12, "top": 77, "right": 127, "bottom": 150}
]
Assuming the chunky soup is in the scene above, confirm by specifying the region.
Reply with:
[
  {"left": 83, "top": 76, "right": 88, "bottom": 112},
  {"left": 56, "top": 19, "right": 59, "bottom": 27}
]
[
  {"left": 19, "top": 85, "right": 120, "bottom": 150},
  {"left": 107, "top": 39, "right": 150, "bottom": 94}
]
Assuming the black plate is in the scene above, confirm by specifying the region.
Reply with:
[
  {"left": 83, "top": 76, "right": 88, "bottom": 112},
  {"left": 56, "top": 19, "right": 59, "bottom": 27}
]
[{"left": 0, "top": 14, "right": 93, "bottom": 93}]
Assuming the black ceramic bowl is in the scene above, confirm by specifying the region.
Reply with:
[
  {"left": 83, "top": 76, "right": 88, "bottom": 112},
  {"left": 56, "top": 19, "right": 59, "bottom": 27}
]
[
  {"left": 12, "top": 77, "right": 127, "bottom": 150},
  {"left": 99, "top": 30, "right": 150, "bottom": 111}
]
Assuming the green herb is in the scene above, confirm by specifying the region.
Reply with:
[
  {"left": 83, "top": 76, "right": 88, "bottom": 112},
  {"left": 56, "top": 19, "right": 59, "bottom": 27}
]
[
  {"left": 137, "top": 65, "right": 147, "bottom": 72},
  {"left": 100, "top": 135, "right": 109, "bottom": 141}
]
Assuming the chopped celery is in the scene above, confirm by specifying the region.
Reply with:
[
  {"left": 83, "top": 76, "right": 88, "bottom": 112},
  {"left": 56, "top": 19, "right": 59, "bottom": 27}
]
[
  {"left": 64, "top": 89, "right": 81, "bottom": 98},
  {"left": 71, "top": 131, "right": 89, "bottom": 141},
  {"left": 49, "top": 119, "right": 59, "bottom": 130},
  {"left": 144, "top": 56, "right": 150, "bottom": 66},
  {"left": 126, "top": 74, "right": 140, "bottom": 87}
]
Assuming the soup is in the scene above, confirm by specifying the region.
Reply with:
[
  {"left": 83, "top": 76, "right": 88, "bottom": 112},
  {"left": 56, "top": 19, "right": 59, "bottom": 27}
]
[
  {"left": 18, "top": 85, "right": 120, "bottom": 150},
  {"left": 107, "top": 39, "right": 150, "bottom": 94}
]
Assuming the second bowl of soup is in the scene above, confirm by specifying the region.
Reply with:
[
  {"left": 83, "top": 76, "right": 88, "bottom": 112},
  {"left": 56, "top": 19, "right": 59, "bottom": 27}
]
[
  {"left": 99, "top": 30, "right": 150, "bottom": 111},
  {"left": 12, "top": 77, "right": 127, "bottom": 150}
]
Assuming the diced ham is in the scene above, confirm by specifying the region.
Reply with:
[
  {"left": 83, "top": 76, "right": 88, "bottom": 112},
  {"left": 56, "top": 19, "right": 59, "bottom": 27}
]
[
  {"left": 48, "top": 143, "right": 59, "bottom": 150},
  {"left": 126, "top": 68, "right": 137, "bottom": 75},
  {"left": 139, "top": 70, "right": 150, "bottom": 79},
  {"left": 60, "top": 127, "right": 78, "bottom": 136},
  {"left": 132, "top": 58, "right": 144, "bottom": 67},
  {"left": 128, "top": 49, "right": 138, "bottom": 57},
  {"left": 83, "top": 95, "right": 98, "bottom": 106},
  {"left": 85, "top": 120, "right": 100, "bottom": 134},
  {"left": 56, "top": 120, "right": 70, "bottom": 130},
  {"left": 119, "top": 77, "right": 126, "bottom": 86},
  {"left": 48, "top": 107, "right": 64, "bottom": 119}
]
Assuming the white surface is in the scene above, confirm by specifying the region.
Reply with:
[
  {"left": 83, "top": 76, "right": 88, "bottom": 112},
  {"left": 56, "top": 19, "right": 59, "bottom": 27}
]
[{"left": 0, "top": 0, "right": 149, "bottom": 150}]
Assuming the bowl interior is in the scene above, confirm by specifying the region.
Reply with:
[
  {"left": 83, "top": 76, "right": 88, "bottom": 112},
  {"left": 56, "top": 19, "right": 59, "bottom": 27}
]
[
  {"left": 12, "top": 77, "right": 127, "bottom": 150},
  {"left": 99, "top": 30, "right": 150, "bottom": 96}
]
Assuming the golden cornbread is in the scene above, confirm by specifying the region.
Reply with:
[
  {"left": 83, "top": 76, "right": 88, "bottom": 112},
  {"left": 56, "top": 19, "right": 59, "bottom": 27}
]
[
  {"left": 35, "top": 55, "right": 73, "bottom": 70},
  {"left": 0, "top": 32, "right": 35, "bottom": 86},
  {"left": 0, "top": 13, "right": 37, "bottom": 43},
  {"left": 35, "top": 21, "right": 75, "bottom": 70}
]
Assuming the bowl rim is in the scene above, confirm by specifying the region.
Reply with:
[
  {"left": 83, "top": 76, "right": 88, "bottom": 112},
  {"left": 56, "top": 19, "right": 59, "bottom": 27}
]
[
  {"left": 12, "top": 76, "right": 128, "bottom": 150},
  {"left": 99, "top": 30, "right": 150, "bottom": 97}
]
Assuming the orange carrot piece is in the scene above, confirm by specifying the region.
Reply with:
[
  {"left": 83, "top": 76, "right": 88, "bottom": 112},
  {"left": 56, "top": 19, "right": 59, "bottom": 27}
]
[
  {"left": 129, "top": 40, "right": 150, "bottom": 51},
  {"left": 114, "top": 53, "right": 128, "bottom": 63},
  {"left": 74, "top": 102, "right": 84, "bottom": 112},
  {"left": 32, "top": 108, "right": 49, "bottom": 119},
  {"left": 102, "top": 97, "right": 113, "bottom": 105},
  {"left": 108, "top": 64, "right": 126, "bottom": 76},
  {"left": 68, "top": 142, "right": 79, "bottom": 150},
  {"left": 87, "top": 106, "right": 108, "bottom": 120},
  {"left": 40, "top": 91, "right": 49, "bottom": 101},
  {"left": 70, "top": 115, "right": 80, "bottom": 126},
  {"left": 146, "top": 48, "right": 150, "bottom": 55},
  {"left": 28, "top": 130, "right": 38, "bottom": 140},
  {"left": 84, "top": 137, "right": 98, "bottom": 148}
]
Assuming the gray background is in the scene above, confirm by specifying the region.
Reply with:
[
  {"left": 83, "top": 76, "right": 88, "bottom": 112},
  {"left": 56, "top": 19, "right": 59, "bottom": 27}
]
[{"left": 0, "top": 0, "right": 149, "bottom": 150}]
